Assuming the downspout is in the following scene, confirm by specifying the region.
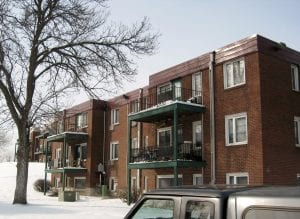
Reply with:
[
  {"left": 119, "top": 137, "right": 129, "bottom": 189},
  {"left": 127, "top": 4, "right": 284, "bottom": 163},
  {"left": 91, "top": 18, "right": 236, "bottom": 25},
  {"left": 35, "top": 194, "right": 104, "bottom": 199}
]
[
  {"left": 137, "top": 88, "right": 143, "bottom": 191},
  {"left": 102, "top": 105, "right": 106, "bottom": 185},
  {"left": 209, "top": 51, "right": 216, "bottom": 184}
]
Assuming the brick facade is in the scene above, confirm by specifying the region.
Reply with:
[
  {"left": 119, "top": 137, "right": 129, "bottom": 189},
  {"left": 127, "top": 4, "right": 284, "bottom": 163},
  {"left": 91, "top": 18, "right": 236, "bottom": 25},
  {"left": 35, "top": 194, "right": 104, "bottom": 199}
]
[{"left": 33, "top": 34, "right": 300, "bottom": 196}]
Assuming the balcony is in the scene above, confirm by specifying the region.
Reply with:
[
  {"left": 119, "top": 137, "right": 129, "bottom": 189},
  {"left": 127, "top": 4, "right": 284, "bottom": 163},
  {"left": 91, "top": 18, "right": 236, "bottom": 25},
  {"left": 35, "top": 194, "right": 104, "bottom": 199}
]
[
  {"left": 129, "top": 87, "right": 205, "bottom": 123},
  {"left": 130, "top": 143, "right": 202, "bottom": 163},
  {"left": 131, "top": 87, "right": 202, "bottom": 112}
]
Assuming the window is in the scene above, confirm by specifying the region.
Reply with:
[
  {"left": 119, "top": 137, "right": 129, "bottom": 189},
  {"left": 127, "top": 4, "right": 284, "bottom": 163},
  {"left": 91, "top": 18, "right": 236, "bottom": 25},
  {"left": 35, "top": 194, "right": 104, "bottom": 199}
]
[
  {"left": 157, "top": 83, "right": 172, "bottom": 103},
  {"left": 297, "top": 174, "right": 300, "bottom": 185},
  {"left": 74, "top": 177, "right": 86, "bottom": 189},
  {"left": 292, "top": 64, "right": 300, "bottom": 91},
  {"left": 75, "top": 143, "right": 87, "bottom": 160},
  {"left": 193, "top": 174, "right": 203, "bottom": 185},
  {"left": 75, "top": 112, "right": 88, "bottom": 129},
  {"left": 109, "top": 177, "right": 117, "bottom": 191},
  {"left": 226, "top": 172, "right": 249, "bottom": 185},
  {"left": 192, "top": 72, "right": 202, "bottom": 97},
  {"left": 130, "top": 100, "right": 140, "bottom": 113},
  {"left": 224, "top": 58, "right": 245, "bottom": 89},
  {"left": 244, "top": 207, "right": 300, "bottom": 219},
  {"left": 54, "top": 177, "right": 60, "bottom": 188},
  {"left": 157, "top": 174, "right": 183, "bottom": 188},
  {"left": 157, "top": 127, "right": 172, "bottom": 147},
  {"left": 225, "top": 112, "right": 248, "bottom": 146},
  {"left": 144, "top": 176, "right": 149, "bottom": 192},
  {"left": 110, "top": 141, "right": 119, "bottom": 160},
  {"left": 131, "top": 199, "right": 175, "bottom": 219},
  {"left": 295, "top": 117, "right": 300, "bottom": 147},
  {"left": 111, "top": 109, "right": 119, "bottom": 125},
  {"left": 185, "top": 201, "right": 214, "bottom": 219},
  {"left": 193, "top": 121, "right": 202, "bottom": 147},
  {"left": 173, "top": 80, "right": 182, "bottom": 100}
]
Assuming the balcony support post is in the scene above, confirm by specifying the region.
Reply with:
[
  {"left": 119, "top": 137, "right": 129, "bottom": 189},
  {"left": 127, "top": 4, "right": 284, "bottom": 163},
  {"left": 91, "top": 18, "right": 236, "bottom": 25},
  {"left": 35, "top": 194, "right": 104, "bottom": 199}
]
[
  {"left": 127, "top": 119, "right": 132, "bottom": 205},
  {"left": 173, "top": 106, "right": 178, "bottom": 186},
  {"left": 44, "top": 141, "right": 49, "bottom": 195},
  {"left": 62, "top": 136, "right": 66, "bottom": 192}
]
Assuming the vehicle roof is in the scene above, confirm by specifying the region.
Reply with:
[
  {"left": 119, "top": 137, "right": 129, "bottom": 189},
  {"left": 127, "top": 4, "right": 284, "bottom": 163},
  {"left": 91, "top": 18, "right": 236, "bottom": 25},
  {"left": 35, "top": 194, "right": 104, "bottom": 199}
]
[
  {"left": 145, "top": 185, "right": 300, "bottom": 199},
  {"left": 233, "top": 186, "right": 300, "bottom": 198},
  {"left": 145, "top": 185, "right": 261, "bottom": 199}
]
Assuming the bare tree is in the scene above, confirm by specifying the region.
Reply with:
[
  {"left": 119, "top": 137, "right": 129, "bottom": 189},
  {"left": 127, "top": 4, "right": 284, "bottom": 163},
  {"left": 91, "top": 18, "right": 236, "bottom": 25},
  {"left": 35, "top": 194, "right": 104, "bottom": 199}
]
[{"left": 0, "top": 0, "right": 159, "bottom": 204}]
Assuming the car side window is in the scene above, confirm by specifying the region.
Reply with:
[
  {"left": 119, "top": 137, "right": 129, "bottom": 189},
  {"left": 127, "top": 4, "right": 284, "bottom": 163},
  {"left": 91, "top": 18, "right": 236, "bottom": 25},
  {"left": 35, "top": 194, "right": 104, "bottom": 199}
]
[
  {"left": 185, "top": 201, "right": 214, "bottom": 219},
  {"left": 131, "top": 198, "right": 175, "bottom": 219},
  {"left": 243, "top": 207, "right": 300, "bottom": 219}
]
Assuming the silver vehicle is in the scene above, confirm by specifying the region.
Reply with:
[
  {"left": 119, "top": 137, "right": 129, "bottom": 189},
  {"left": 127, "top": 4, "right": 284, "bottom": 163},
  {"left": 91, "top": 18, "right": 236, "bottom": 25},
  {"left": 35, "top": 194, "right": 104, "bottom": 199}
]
[{"left": 124, "top": 185, "right": 300, "bottom": 219}]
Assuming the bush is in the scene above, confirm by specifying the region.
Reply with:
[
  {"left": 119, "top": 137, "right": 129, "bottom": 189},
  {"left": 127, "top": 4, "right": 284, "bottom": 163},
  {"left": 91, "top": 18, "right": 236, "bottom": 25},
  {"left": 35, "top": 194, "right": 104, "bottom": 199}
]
[
  {"left": 33, "top": 179, "right": 51, "bottom": 192},
  {"left": 118, "top": 188, "right": 141, "bottom": 203}
]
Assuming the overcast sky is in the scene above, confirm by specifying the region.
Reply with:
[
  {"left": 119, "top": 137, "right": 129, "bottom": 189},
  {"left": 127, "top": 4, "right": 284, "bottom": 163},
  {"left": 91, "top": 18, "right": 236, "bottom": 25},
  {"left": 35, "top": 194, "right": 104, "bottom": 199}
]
[{"left": 103, "top": 0, "right": 300, "bottom": 95}]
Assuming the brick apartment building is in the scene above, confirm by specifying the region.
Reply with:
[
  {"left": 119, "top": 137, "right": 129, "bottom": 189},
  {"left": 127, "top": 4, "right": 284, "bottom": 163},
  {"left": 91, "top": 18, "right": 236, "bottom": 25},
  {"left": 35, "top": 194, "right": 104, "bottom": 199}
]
[{"left": 31, "top": 34, "right": 300, "bottom": 199}]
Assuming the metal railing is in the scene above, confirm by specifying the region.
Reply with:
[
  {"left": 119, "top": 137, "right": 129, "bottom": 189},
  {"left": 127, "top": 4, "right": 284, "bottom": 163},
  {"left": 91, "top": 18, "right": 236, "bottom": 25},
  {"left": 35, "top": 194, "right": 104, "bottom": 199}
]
[
  {"left": 129, "top": 87, "right": 202, "bottom": 113},
  {"left": 130, "top": 143, "right": 202, "bottom": 163}
]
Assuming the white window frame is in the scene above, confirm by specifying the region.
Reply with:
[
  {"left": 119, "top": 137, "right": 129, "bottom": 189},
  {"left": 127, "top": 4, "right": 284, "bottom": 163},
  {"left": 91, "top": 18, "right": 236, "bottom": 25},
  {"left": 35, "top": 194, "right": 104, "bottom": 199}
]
[
  {"left": 157, "top": 126, "right": 172, "bottom": 147},
  {"left": 225, "top": 112, "right": 248, "bottom": 146},
  {"left": 193, "top": 174, "right": 203, "bottom": 185},
  {"left": 111, "top": 109, "right": 119, "bottom": 125},
  {"left": 223, "top": 58, "right": 246, "bottom": 89},
  {"left": 110, "top": 141, "right": 119, "bottom": 160},
  {"left": 295, "top": 116, "right": 300, "bottom": 147},
  {"left": 192, "top": 72, "right": 202, "bottom": 97},
  {"left": 226, "top": 172, "right": 249, "bottom": 185},
  {"left": 156, "top": 174, "right": 183, "bottom": 189},
  {"left": 292, "top": 64, "right": 300, "bottom": 91}
]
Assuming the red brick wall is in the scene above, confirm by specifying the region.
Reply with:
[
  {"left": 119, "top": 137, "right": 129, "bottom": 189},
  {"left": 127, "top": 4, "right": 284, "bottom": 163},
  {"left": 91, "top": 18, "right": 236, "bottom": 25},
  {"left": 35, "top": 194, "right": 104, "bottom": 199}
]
[
  {"left": 213, "top": 52, "right": 264, "bottom": 184},
  {"left": 259, "top": 53, "right": 300, "bottom": 185}
]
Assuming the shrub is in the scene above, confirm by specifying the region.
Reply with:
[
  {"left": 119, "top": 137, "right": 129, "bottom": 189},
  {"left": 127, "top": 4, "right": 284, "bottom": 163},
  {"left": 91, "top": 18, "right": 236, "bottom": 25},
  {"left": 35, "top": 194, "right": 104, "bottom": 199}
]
[{"left": 33, "top": 179, "right": 51, "bottom": 192}]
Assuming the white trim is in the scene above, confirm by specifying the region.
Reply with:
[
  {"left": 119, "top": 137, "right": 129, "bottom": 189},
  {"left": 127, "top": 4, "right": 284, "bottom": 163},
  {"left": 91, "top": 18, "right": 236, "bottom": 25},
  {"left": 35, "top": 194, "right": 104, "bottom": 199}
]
[
  {"left": 223, "top": 58, "right": 246, "bottom": 89},
  {"left": 226, "top": 172, "right": 249, "bottom": 185},
  {"left": 225, "top": 112, "right": 248, "bottom": 146},
  {"left": 193, "top": 174, "right": 203, "bottom": 185}
]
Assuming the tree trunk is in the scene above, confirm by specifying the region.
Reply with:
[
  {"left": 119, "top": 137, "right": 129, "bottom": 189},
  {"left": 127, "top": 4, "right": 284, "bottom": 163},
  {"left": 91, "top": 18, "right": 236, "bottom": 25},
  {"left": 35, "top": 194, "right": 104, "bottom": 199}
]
[{"left": 13, "top": 125, "right": 30, "bottom": 204}]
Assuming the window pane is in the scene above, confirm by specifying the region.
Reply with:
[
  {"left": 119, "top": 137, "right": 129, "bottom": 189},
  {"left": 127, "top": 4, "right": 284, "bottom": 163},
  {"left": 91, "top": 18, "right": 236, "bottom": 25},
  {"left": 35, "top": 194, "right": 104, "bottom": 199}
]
[
  {"left": 185, "top": 201, "right": 214, "bottom": 219},
  {"left": 295, "top": 121, "right": 299, "bottom": 145},
  {"left": 229, "top": 176, "right": 235, "bottom": 184},
  {"left": 228, "top": 119, "right": 234, "bottom": 144},
  {"left": 226, "top": 63, "right": 233, "bottom": 88},
  {"left": 114, "top": 144, "right": 118, "bottom": 158},
  {"left": 158, "top": 129, "right": 171, "bottom": 147},
  {"left": 132, "top": 199, "right": 174, "bottom": 219},
  {"left": 236, "top": 117, "right": 246, "bottom": 142},
  {"left": 236, "top": 176, "right": 248, "bottom": 184}
]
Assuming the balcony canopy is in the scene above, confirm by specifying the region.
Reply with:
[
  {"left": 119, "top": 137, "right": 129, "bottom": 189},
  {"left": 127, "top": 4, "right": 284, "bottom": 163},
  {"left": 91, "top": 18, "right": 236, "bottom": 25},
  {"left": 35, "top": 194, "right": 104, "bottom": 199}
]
[
  {"left": 46, "top": 132, "right": 88, "bottom": 144},
  {"left": 128, "top": 100, "right": 205, "bottom": 123}
]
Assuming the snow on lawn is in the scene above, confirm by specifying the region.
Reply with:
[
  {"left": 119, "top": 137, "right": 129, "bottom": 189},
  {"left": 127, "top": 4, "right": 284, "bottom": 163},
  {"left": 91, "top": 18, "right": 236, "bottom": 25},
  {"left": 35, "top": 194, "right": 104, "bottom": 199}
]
[{"left": 0, "top": 162, "right": 131, "bottom": 219}]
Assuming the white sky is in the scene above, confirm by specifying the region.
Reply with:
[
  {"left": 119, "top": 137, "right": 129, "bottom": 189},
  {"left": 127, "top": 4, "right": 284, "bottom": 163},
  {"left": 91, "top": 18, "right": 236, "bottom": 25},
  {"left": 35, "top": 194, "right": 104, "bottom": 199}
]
[
  {"left": 105, "top": 0, "right": 300, "bottom": 96},
  {"left": 4, "top": 0, "right": 300, "bottom": 153}
]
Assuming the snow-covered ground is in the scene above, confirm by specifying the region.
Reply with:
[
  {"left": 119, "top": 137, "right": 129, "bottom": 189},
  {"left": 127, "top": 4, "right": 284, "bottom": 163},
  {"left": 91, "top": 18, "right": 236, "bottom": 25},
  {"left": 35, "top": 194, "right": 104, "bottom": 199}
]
[{"left": 0, "top": 162, "right": 131, "bottom": 219}]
